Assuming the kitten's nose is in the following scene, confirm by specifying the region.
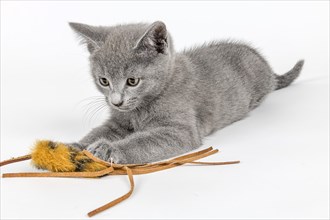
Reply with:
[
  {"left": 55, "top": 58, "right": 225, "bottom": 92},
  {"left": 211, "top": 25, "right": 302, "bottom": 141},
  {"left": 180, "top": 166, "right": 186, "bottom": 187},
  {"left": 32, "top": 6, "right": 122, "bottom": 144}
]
[
  {"left": 111, "top": 100, "right": 123, "bottom": 107},
  {"left": 110, "top": 92, "right": 123, "bottom": 107}
]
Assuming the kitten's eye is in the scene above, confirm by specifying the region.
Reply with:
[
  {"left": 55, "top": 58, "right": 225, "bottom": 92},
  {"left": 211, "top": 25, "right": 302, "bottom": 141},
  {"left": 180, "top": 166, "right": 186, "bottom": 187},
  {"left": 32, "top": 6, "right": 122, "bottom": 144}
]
[
  {"left": 127, "top": 78, "right": 140, "bottom": 87},
  {"left": 99, "top": 78, "right": 109, "bottom": 87}
]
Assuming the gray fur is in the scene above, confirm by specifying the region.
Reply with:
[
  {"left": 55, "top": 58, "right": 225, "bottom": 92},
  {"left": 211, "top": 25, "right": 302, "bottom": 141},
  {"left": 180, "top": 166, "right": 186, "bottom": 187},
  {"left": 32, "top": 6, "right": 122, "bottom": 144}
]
[{"left": 69, "top": 21, "right": 304, "bottom": 164}]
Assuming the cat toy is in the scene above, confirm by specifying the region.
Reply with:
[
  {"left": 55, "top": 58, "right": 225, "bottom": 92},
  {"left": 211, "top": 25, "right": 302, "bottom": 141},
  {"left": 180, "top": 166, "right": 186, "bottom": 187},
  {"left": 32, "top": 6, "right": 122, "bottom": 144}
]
[{"left": 0, "top": 140, "right": 240, "bottom": 217}]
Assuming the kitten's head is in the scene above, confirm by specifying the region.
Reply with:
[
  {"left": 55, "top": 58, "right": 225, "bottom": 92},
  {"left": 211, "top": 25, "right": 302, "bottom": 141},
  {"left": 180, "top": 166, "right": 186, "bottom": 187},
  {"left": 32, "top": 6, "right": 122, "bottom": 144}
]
[{"left": 70, "top": 21, "right": 174, "bottom": 112}]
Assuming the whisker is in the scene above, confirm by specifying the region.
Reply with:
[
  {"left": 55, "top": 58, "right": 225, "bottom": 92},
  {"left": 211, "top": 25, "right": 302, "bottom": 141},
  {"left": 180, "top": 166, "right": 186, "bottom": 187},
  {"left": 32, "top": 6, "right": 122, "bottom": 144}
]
[
  {"left": 76, "top": 97, "right": 108, "bottom": 127},
  {"left": 76, "top": 96, "right": 105, "bottom": 105},
  {"left": 84, "top": 103, "right": 103, "bottom": 124},
  {"left": 88, "top": 103, "right": 107, "bottom": 125},
  {"left": 74, "top": 96, "right": 105, "bottom": 110},
  {"left": 81, "top": 100, "right": 106, "bottom": 112}
]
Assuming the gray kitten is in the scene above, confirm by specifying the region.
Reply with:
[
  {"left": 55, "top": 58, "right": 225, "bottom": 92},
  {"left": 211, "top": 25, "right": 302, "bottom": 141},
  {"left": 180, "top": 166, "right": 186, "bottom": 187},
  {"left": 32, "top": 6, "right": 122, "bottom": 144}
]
[{"left": 69, "top": 21, "right": 304, "bottom": 164}]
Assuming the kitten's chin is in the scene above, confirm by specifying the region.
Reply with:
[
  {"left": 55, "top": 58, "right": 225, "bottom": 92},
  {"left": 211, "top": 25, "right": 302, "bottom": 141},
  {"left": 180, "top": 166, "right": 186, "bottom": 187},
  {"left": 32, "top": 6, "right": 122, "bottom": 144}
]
[{"left": 112, "top": 105, "right": 136, "bottom": 112}]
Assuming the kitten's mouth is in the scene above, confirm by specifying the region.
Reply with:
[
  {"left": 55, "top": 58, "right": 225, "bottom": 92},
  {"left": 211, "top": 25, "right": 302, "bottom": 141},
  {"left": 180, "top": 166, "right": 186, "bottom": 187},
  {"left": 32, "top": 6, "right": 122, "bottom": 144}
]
[
  {"left": 115, "top": 106, "right": 134, "bottom": 112},
  {"left": 111, "top": 103, "right": 137, "bottom": 112}
]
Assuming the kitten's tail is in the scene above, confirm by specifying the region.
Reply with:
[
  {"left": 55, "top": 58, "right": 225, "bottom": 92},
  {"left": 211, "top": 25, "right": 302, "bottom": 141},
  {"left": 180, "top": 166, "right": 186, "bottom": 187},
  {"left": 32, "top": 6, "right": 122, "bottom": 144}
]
[{"left": 275, "top": 60, "right": 304, "bottom": 90}]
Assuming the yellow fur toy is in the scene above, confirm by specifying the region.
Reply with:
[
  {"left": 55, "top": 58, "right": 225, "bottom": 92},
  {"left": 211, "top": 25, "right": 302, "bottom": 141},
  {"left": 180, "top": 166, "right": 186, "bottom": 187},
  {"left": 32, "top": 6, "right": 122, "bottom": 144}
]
[{"left": 31, "top": 140, "right": 107, "bottom": 172}]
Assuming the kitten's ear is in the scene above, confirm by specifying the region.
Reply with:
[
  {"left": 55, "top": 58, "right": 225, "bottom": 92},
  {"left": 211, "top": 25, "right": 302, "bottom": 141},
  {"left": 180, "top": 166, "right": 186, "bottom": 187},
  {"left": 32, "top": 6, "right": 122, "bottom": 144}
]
[
  {"left": 69, "top": 22, "right": 104, "bottom": 53},
  {"left": 134, "top": 21, "right": 168, "bottom": 55}
]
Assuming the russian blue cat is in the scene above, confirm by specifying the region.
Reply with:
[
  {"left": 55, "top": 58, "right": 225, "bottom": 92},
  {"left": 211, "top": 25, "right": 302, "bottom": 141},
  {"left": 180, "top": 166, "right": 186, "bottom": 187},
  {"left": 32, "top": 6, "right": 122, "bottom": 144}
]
[{"left": 69, "top": 21, "right": 304, "bottom": 164}]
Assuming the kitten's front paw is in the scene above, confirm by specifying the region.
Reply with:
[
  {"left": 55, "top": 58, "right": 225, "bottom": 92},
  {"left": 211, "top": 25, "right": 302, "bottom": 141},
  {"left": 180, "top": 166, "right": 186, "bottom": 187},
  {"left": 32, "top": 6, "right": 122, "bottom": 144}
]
[
  {"left": 87, "top": 139, "right": 127, "bottom": 163},
  {"left": 86, "top": 139, "right": 111, "bottom": 160}
]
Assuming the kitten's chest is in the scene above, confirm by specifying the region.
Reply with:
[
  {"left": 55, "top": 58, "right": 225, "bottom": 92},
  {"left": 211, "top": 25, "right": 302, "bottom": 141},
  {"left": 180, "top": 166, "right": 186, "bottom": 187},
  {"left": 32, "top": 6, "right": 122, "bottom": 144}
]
[
  {"left": 129, "top": 118, "right": 142, "bottom": 131},
  {"left": 126, "top": 111, "right": 151, "bottom": 132}
]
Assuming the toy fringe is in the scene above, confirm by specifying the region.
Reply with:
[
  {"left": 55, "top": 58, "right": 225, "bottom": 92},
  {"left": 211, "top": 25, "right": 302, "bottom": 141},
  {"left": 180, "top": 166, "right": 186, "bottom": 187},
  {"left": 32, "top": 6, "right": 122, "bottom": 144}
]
[{"left": 0, "top": 140, "right": 240, "bottom": 217}]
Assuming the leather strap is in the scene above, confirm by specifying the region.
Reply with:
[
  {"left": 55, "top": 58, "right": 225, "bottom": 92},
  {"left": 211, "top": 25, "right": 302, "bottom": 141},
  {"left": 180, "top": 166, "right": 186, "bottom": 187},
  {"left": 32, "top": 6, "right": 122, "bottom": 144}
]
[
  {"left": 0, "top": 154, "right": 31, "bottom": 167},
  {"left": 87, "top": 167, "right": 134, "bottom": 217},
  {"left": 2, "top": 167, "right": 114, "bottom": 178}
]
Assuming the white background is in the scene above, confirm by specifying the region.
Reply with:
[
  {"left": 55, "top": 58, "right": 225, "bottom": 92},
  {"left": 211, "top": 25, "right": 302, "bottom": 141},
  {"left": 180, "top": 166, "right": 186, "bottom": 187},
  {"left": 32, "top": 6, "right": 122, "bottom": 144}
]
[{"left": 1, "top": 1, "right": 329, "bottom": 219}]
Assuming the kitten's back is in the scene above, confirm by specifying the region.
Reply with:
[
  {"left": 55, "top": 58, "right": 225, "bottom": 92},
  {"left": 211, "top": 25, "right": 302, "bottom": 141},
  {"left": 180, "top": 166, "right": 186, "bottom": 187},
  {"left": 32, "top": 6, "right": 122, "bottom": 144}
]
[
  {"left": 180, "top": 41, "right": 302, "bottom": 134},
  {"left": 183, "top": 41, "right": 276, "bottom": 108}
]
